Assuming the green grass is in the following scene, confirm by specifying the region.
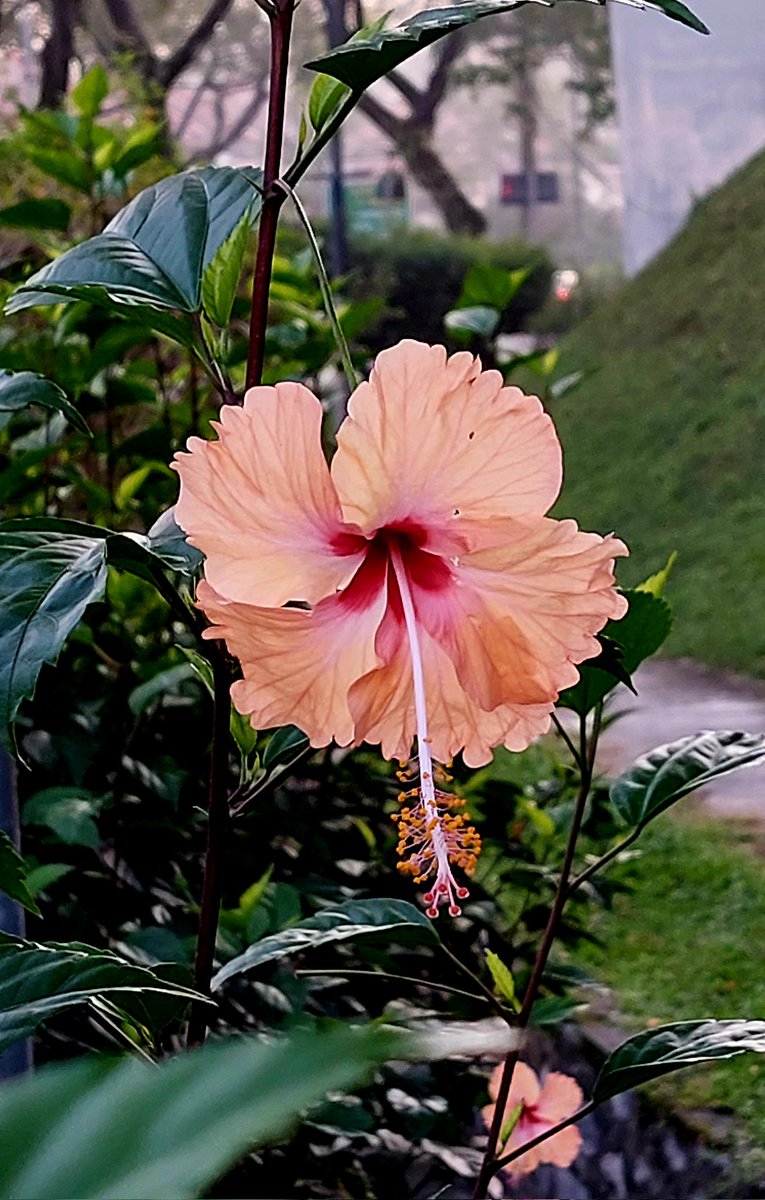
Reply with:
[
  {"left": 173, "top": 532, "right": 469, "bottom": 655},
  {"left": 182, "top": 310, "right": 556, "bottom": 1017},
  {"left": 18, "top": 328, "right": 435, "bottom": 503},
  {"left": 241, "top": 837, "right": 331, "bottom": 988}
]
[
  {"left": 551, "top": 150, "right": 765, "bottom": 675},
  {"left": 579, "top": 816, "right": 765, "bottom": 1166}
]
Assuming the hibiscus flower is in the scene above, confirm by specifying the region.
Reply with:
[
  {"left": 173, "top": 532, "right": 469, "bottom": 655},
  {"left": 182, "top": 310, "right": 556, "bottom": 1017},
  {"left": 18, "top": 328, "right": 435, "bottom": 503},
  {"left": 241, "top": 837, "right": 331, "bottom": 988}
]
[
  {"left": 173, "top": 340, "right": 627, "bottom": 914},
  {"left": 482, "top": 1061, "right": 584, "bottom": 1178}
]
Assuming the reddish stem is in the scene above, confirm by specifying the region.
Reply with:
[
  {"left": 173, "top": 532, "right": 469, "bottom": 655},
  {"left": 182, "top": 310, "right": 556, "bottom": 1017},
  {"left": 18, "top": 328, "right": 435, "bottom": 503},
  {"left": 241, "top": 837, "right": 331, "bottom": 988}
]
[
  {"left": 472, "top": 707, "right": 600, "bottom": 1197},
  {"left": 245, "top": 0, "right": 295, "bottom": 391}
]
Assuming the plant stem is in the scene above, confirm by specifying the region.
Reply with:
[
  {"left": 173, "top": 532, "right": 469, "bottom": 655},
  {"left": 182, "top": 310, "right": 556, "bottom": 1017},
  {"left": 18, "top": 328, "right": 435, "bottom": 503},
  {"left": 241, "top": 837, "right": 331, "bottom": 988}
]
[
  {"left": 471, "top": 704, "right": 602, "bottom": 1199},
  {"left": 567, "top": 825, "right": 641, "bottom": 895},
  {"left": 246, "top": 0, "right": 295, "bottom": 391},
  {"left": 187, "top": 653, "right": 231, "bottom": 1047},
  {"left": 276, "top": 179, "right": 359, "bottom": 391}
]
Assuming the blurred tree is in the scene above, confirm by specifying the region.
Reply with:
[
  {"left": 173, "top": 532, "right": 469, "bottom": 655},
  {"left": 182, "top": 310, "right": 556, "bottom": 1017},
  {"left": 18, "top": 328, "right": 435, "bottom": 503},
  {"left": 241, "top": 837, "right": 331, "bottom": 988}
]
[
  {"left": 455, "top": 4, "right": 613, "bottom": 237},
  {"left": 319, "top": 0, "right": 487, "bottom": 235}
]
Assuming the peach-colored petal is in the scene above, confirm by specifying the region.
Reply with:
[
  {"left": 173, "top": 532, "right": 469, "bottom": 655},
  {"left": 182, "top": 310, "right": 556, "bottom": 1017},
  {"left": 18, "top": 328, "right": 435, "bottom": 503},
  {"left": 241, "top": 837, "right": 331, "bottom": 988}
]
[
  {"left": 412, "top": 517, "right": 628, "bottom": 714},
  {"left": 536, "top": 1071, "right": 585, "bottom": 1124},
  {"left": 174, "top": 382, "right": 365, "bottom": 606},
  {"left": 503, "top": 1061, "right": 542, "bottom": 1110},
  {"left": 332, "top": 341, "right": 562, "bottom": 539},
  {"left": 196, "top": 556, "right": 387, "bottom": 747},
  {"left": 505, "top": 1121, "right": 582, "bottom": 1178},
  {"left": 348, "top": 618, "right": 551, "bottom": 767}
]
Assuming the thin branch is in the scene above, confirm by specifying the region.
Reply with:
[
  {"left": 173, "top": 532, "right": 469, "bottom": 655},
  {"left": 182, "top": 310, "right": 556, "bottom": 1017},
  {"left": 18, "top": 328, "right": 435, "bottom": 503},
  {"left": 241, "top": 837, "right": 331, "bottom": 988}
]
[
  {"left": 551, "top": 712, "right": 582, "bottom": 770},
  {"left": 492, "top": 1102, "right": 596, "bottom": 1176},
  {"left": 186, "top": 80, "right": 269, "bottom": 164}
]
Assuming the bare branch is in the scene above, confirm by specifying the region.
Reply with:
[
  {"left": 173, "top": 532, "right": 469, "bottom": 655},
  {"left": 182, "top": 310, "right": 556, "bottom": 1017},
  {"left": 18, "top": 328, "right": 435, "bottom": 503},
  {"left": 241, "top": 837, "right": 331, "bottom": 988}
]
[
  {"left": 159, "top": 0, "right": 236, "bottom": 87},
  {"left": 100, "top": 0, "right": 157, "bottom": 80},
  {"left": 184, "top": 79, "right": 268, "bottom": 163}
]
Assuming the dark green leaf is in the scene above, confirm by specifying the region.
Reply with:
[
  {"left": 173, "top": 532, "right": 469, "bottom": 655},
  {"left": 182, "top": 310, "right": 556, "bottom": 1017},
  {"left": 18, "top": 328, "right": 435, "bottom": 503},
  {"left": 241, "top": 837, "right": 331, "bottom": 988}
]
[
  {"left": 212, "top": 898, "right": 439, "bottom": 989},
  {"left": 0, "top": 933, "right": 207, "bottom": 1055},
  {"left": 5, "top": 237, "right": 190, "bottom": 314},
  {"left": 146, "top": 508, "right": 204, "bottom": 575},
  {"left": 0, "top": 369, "right": 88, "bottom": 434},
  {"left": 23, "top": 786, "right": 101, "bottom": 847},
  {"left": 306, "top": 1, "right": 707, "bottom": 89},
  {"left": 0, "top": 526, "right": 109, "bottom": 751},
  {"left": 0, "top": 198, "right": 71, "bottom": 233},
  {"left": 558, "top": 588, "right": 672, "bottom": 715},
  {"left": 262, "top": 724, "right": 309, "bottom": 770},
  {"left": 610, "top": 731, "right": 765, "bottom": 832},
  {"left": 594, "top": 1019, "right": 765, "bottom": 1102},
  {"left": 7, "top": 166, "right": 263, "bottom": 317},
  {"left": 0, "top": 1023, "right": 401, "bottom": 1200},
  {"left": 0, "top": 831, "right": 40, "bottom": 916},
  {"left": 70, "top": 66, "right": 109, "bottom": 119}
]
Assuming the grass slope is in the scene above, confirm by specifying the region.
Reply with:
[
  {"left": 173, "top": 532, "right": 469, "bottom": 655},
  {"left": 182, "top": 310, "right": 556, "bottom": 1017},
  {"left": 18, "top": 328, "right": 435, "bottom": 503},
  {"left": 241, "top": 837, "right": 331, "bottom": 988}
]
[
  {"left": 580, "top": 818, "right": 765, "bottom": 1177},
  {"left": 553, "top": 151, "right": 765, "bottom": 675}
]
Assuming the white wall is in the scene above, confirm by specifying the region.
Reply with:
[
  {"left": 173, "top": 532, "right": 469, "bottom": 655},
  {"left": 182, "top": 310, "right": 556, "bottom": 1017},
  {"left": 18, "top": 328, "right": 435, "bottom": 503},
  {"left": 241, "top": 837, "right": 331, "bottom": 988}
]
[{"left": 610, "top": 0, "right": 765, "bottom": 274}]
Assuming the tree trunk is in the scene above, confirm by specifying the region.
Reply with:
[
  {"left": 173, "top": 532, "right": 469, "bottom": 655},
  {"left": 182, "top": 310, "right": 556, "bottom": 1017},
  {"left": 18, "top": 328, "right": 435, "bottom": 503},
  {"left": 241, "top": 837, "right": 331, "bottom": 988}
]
[
  {"left": 359, "top": 94, "right": 486, "bottom": 236},
  {"left": 402, "top": 129, "right": 487, "bottom": 235},
  {"left": 38, "top": 0, "right": 77, "bottom": 109}
]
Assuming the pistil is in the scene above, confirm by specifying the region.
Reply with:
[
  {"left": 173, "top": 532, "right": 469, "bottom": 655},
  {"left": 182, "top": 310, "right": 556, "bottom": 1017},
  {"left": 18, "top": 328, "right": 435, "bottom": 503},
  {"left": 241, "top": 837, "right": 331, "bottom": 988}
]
[{"left": 388, "top": 544, "right": 481, "bottom": 916}]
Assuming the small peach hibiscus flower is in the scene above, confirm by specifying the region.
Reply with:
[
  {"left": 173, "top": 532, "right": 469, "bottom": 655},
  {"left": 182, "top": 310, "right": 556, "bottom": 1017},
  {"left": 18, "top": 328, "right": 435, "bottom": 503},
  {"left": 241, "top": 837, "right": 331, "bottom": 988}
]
[
  {"left": 173, "top": 340, "right": 627, "bottom": 914},
  {"left": 482, "top": 1061, "right": 584, "bottom": 1178}
]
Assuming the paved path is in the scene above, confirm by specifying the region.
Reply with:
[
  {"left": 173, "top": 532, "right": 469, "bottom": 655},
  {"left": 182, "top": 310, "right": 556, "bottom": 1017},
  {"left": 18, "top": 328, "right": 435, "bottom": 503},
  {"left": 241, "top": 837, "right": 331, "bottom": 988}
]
[{"left": 598, "top": 659, "right": 765, "bottom": 822}]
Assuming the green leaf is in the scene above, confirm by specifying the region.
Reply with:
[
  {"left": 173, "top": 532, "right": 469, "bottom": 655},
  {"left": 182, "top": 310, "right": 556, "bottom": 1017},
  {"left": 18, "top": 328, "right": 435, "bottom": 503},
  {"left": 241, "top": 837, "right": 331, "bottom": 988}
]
[
  {"left": 109, "top": 125, "right": 163, "bottom": 178},
  {"left": 7, "top": 166, "right": 263, "bottom": 317},
  {"left": 307, "top": 73, "right": 351, "bottom": 132},
  {"left": 0, "top": 369, "right": 88, "bottom": 434},
  {"left": 558, "top": 588, "right": 672, "bottom": 715},
  {"left": 306, "top": 1, "right": 707, "bottom": 89},
  {"left": 484, "top": 949, "right": 518, "bottom": 1007},
  {"left": 609, "top": 731, "right": 765, "bottom": 832},
  {"left": 0, "top": 526, "right": 109, "bottom": 752},
  {"left": 456, "top": 264, "right": 529, "bottom": 311},
  {"left": 70, "top": 66, "right": 109, "bottom": 119},
  {"left": 636, "top": 550, "right": 677, "bottom": 598},
  {"left": 201, "top": 209, "right": 253, "bottom": 327},
  {"left": 23, "top": 786, "right": 101, "bottom": 848},
  {"left": 0, "top": 1023, "right": 402, "bottom": 1200},
  {"left": 24, "top": 146, "right": 90, "bottom": 193},
  {"left": 0, "top": 933, "right": 207, "bottom": 1055},
  {"left": 593, "top": 1019, "right": 765, "bottom": 1103},
  {"left": 262, "top": 724, "right": 309, "bottom": 770},
  {"left": 444, "top": 305, "right": 500, "bottom": 339},
  {"left": 0, "top": 831, "right": 40, "bottom": 916},
  {"left": 212, "top": 898, "right": 439, "bottom": 989},
  {"left": 648, "top": 0, "right": 709, "bottom": 33},
  {"left": 0, "top": 198, "right": 71, "bottom": 233}
]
